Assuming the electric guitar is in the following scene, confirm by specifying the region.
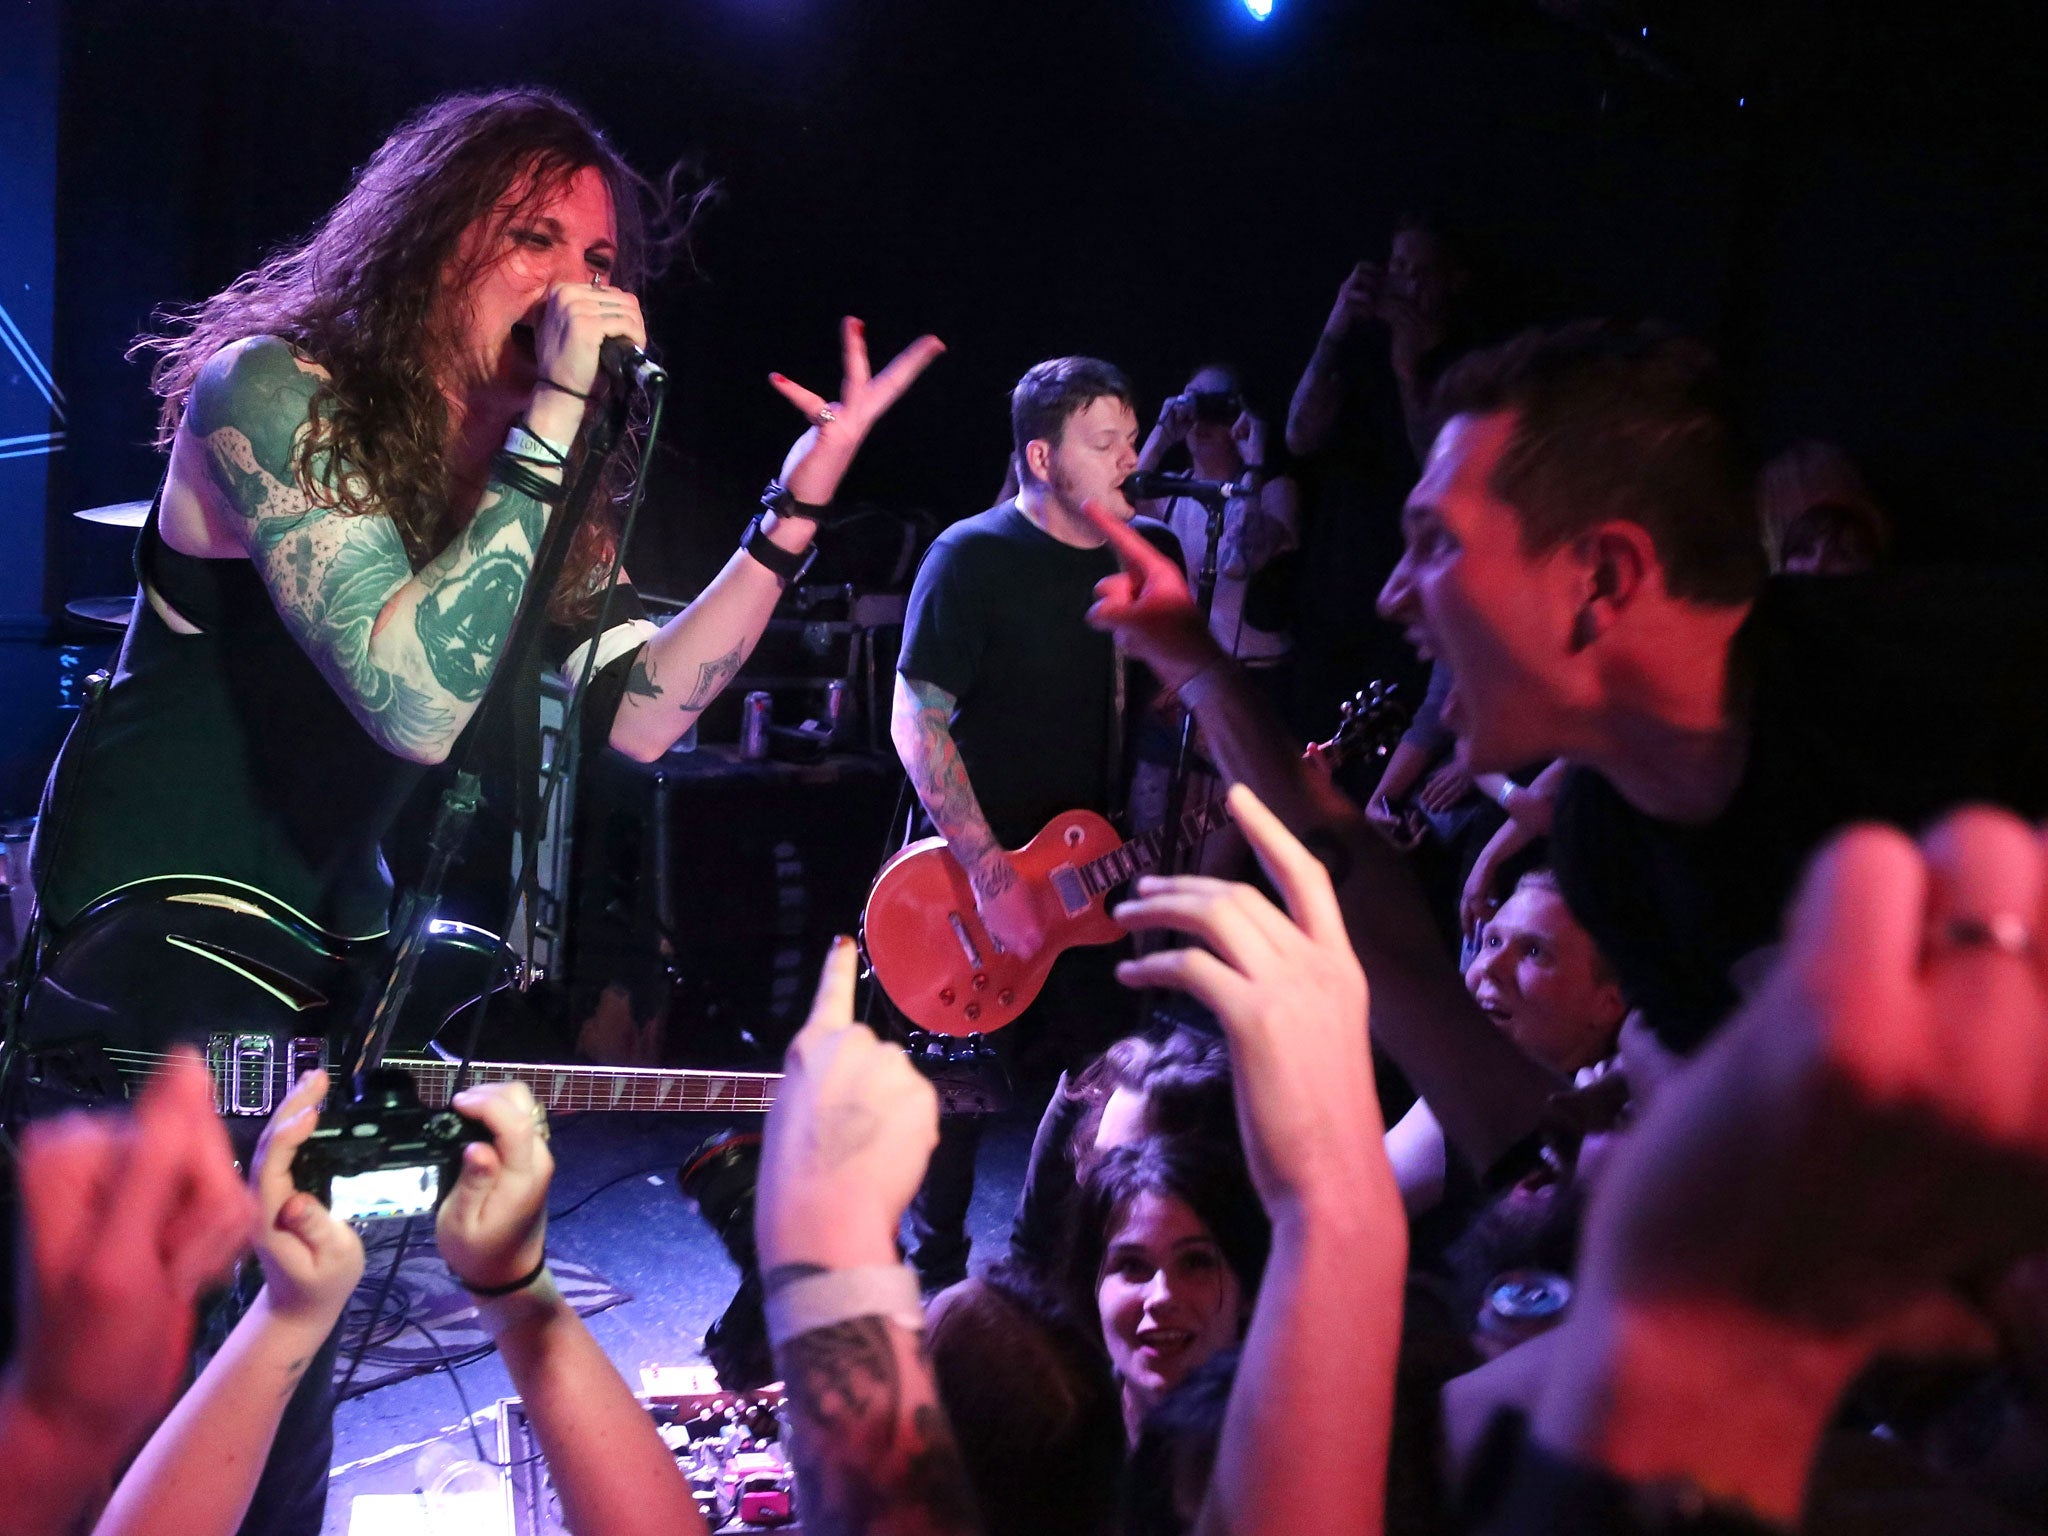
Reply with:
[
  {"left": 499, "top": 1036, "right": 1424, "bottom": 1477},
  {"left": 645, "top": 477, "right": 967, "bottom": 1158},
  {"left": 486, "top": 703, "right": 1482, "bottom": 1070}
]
[
  {"left": 25, "top": 1036, "right": 1005, "bottom": 1122},
  {"left": 5, "top": 877, "right": 1005, "bottom": 1123},
  {"left": 862, "top": 681, "right": 1410, "bottom": 1037}
]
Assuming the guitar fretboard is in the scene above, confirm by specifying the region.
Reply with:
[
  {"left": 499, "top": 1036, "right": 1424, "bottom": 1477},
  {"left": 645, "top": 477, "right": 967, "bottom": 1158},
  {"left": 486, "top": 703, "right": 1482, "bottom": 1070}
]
[
  {"left": 98, "top": 1047, "right": 784, "bottom": 1117},
  {"left": 1073, "top": 797, "right": 1233, "bottom": 900},
  {"left": 391, "top": 1057, "right": 784, "bottom": 1116}
]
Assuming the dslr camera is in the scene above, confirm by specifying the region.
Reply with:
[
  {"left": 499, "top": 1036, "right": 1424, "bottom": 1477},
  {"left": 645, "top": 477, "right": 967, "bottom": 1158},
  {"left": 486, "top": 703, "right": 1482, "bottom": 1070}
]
[
  {"left": 1189, "top": 388, "right": 1243, "bottom": 425},
  {"left": 293, "top": 1070, "right": 493, "bottom": 1223}
]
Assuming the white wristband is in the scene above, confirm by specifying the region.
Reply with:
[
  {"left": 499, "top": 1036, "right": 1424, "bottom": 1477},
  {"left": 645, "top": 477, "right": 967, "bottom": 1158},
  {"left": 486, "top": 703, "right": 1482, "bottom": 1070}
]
[
  {"left": 1176, "top": 657, "right": 1236, "bottom": 712},
  {"left": 764, "top": 1265, "right": 925, "bottom": 1348},
  {"left": 505, "top": 422, "right": 571, "bottom": 466}
]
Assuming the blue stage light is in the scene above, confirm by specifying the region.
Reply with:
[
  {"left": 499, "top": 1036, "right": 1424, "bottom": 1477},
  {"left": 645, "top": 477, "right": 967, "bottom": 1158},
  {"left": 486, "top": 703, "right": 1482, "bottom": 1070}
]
[{"left": 1243, "top": 0, "right": 1273, "bottom": 18}]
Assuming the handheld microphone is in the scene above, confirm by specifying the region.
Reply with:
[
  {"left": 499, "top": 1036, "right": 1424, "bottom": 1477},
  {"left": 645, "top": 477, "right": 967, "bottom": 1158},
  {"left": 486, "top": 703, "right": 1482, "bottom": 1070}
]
[
  {"left": 600, "top": 336, "right": 667, "bottom": 393},
  {"left": 1121, "top": 470, "right": 1255, "bottom": 504}
]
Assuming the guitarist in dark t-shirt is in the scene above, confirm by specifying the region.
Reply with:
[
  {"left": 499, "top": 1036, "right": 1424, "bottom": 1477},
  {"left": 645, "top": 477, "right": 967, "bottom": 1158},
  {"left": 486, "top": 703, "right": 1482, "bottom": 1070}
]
[{"left": 892, "top": 355, "right": 1177, "bottom": 1288}]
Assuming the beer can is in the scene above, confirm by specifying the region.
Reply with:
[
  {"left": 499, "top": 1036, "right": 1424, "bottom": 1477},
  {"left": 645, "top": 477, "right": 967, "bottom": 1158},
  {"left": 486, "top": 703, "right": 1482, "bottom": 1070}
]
[
  {"left": 1477, "top": 1267, "right": 1572, "bottom": 1355},
  {"left": 741, "top": 690, "right": 773, "bottom": 760},
  {"left": 823, "top": 678, "right": 851, "bottom": 739}
]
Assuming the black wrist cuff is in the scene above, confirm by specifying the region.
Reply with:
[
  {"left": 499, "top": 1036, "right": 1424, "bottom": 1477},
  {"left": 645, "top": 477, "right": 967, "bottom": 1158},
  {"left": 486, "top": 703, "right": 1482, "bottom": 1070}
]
[
  {"left": 760, "top": 479, "right": 837, "bottom": 525},
  {"left": 460, "top": 1252, "right": 549, "bottom": 1298},
  {"left": 490, "top": 452, "right": 564, "bottom": 508},
  {"left": 744, "top": 511, "right": 817, "bottom": 586}
]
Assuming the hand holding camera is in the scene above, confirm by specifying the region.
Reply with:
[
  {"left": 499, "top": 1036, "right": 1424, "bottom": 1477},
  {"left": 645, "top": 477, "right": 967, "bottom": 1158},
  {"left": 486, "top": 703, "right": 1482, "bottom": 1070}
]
[
  {"left": 435, "top": 1081, "right": 555, "bottom": 1294},
  {"left": 252, "top": 1069, "right": 366, "bottom": 1329}
]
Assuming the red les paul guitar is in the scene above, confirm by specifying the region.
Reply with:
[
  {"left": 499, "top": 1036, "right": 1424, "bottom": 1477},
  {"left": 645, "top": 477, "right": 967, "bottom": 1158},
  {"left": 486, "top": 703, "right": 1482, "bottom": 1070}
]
[{"left": 862, "top": 681, "right": 1409, "bottom": 1037}]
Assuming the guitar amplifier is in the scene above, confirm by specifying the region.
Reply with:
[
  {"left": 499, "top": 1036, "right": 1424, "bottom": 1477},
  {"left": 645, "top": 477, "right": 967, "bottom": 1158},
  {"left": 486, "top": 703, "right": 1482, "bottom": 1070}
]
[{"left": 565, "top": 743, "right": 903, "bottom": 1066}]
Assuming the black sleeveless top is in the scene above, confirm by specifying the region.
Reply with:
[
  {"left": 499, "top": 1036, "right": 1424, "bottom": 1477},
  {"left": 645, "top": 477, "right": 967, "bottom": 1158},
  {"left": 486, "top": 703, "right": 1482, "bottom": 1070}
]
[{"left": 34, "top": 496, "right": 426, "bottom": 937}]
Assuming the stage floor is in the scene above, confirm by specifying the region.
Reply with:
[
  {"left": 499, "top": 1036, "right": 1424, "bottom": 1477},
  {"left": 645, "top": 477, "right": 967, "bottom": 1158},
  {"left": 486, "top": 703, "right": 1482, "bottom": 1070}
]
[{"left": 322, "top": 1107, "right": 1031, "bottom": 1533}]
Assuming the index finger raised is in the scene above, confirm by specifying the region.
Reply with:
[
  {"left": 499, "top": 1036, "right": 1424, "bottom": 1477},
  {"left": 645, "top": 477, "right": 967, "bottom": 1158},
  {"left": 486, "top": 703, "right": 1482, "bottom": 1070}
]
[{"left": 795, "top": 935, "right": 861, "bottom": 1047}]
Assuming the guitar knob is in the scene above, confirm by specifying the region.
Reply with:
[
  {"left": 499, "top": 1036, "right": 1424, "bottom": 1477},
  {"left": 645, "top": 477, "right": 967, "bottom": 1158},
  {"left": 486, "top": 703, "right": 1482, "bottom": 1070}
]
[
  {"left": 971, "top": 972, "right": 988, "bottom": 991},
  {"left": 938, "top": 988, "right": 955, "bottom": 1005},
  {"left": 963, "top": 1002, "right": 981, "bottom": 1021},
  {"left": 998, "top": 988, "right": 1015, "bottom": 1007}
]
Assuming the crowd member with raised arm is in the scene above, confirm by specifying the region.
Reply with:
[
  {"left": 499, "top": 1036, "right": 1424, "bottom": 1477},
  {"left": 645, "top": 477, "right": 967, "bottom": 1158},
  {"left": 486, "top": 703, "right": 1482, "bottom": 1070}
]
[
  {"left": 1115, "top": 783, "right": 1409, "bottom": 1536},
  {"left": 1464, "top": 806, "right": 2048, "bottom": 1533},
  {"left": 0, "top": 1051, "right": 252, "bottom": 1536},
  {"left": 1283, "top": 215, "right": 1486, "bottom": 732},
  {"left": 87, "top": 1069, "right": 363, "bottom": 1536},
  {"left": 1081, "top": 499, "right": 1560, "bottom": 1190},
  {"left": 889, "top": 355, "right": 1176, "bottom": 1289},
  {"left": 755, "top": 936, "right": 980, "bottom": 1534},
  {"left": 434, "top": 1079, "right": 713, "bottom": 1536}
]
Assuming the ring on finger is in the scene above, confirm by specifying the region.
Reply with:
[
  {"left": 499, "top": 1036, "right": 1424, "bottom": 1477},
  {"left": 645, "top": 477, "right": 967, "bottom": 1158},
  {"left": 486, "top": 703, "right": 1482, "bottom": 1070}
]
[
  {"left": 815, "top": 405, "right": 838, "bottom": 425},
  {"left": 1935, "top": 912, "right": 2035, "bottom": 959},
  {"left": 530, "top": 1102, "right": 552, "bottom": 1141}
]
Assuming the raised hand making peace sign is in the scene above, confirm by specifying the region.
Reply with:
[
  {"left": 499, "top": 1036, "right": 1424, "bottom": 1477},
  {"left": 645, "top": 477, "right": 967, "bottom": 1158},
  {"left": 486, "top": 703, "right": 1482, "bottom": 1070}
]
[{"left": 767, "top": 317, "right": 946, "bottom": 511}]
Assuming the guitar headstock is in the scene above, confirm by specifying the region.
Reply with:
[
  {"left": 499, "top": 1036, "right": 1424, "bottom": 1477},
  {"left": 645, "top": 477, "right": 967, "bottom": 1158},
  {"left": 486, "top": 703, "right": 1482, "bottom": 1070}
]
[{"left": 1310, "top": 678, "right": 1412, "bottom": 768}]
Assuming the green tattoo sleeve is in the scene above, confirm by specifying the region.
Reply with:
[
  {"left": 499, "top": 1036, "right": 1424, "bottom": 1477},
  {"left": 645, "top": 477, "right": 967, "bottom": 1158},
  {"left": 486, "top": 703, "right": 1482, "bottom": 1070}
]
[{"left": 188, "top": 335, "right": 553, "bottom": 759}]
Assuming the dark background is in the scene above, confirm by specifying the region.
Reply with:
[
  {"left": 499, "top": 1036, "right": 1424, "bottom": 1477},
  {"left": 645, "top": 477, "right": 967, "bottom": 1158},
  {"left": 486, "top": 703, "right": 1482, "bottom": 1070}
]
[{"left": 9, "top": 0, "right": 2046, "bottom": 810}]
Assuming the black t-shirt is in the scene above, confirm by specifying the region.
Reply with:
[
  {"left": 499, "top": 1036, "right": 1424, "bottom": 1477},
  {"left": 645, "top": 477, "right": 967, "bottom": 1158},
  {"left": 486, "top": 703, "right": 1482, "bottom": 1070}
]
[
  {"left": 897, "top": 503, "right": 1176, "bottom": 849},
  {"left": 1552, "top": 570, "right": 2048, "bottom": 1053}
]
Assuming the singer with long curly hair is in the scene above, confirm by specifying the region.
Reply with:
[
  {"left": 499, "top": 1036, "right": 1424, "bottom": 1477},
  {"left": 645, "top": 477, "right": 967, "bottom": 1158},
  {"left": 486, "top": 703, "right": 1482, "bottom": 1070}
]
[
  {"left": 33, "top": 85, "right": 940, "bottom": 945},
  {"left": 17, "top": 83, "right": 940, "bottom": 1536}
]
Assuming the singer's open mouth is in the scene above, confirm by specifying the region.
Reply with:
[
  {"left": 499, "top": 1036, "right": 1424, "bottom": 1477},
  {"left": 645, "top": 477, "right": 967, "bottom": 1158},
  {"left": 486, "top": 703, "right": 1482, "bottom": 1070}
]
[{"left": 509, "top": 321, "right": 537, "bottom": 361}]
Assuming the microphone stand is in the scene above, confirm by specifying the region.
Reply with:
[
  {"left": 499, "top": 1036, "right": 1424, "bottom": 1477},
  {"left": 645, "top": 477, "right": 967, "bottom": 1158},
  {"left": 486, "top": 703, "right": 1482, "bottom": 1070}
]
[
  {"left": 1158, "top": 482, "right": 1229, "bottom": 878},
  {"left": 344, "top": 383, "right": 632, "bottom": 1103}
]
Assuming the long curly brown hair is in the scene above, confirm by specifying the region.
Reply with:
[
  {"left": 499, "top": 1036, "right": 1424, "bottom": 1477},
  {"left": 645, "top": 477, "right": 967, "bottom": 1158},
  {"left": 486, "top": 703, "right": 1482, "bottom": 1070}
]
[{"left": 131, "top": 87, "right": 696, "bottom": 620}]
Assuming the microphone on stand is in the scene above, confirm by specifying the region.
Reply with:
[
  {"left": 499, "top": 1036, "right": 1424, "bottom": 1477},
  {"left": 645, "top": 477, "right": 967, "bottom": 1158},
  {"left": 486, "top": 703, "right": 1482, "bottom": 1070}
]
[
  {"left": 1120, "top": 469, "right": 1255, "bottom": 504},
  {"left": 600, "top": 336, "right": 667, "bottom": 393}
]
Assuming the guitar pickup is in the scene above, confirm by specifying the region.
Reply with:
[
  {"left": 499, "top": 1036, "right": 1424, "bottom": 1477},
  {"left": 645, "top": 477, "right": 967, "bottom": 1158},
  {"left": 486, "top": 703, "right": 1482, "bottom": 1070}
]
[
  {"left": 207, "top": 1032, "right": 278, "bottom": 1116},
  {"left": 946, "top": 912, "right": 985, "bottom": 968},
  {"left": 1049, "top": 865, "right": 1088, "bottom": 917}
]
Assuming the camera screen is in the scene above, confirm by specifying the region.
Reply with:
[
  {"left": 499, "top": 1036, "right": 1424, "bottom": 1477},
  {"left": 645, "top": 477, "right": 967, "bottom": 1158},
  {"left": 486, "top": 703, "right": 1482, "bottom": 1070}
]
[{"left": 330, "top": 1164, "right": 441, "bottom": 1222}]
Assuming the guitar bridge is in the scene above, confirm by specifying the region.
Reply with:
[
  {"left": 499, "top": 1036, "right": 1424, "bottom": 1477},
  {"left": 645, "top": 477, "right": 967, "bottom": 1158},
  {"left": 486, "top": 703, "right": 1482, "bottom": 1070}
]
[
  {"left": 207, "top": 1032, "right": 279, "bottom": 1116},
  {"left": 946, "top": 912, "right": 985, "bottom": 968}
]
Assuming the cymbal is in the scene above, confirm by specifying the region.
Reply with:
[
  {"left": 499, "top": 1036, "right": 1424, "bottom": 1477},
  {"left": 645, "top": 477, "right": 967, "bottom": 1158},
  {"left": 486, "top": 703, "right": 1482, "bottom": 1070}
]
[
  {"left": 65, "top": 596, "right": 133, "bottom": 631},
  {"left": 75, "top": 500, "right": 150, "bottom": 529}
]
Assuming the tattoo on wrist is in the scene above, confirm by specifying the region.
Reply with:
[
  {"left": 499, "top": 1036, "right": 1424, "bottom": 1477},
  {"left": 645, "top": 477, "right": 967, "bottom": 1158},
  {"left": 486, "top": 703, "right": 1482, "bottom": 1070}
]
[{"left": 779, "top": 1317, "right": 978, "bottom": 1535}]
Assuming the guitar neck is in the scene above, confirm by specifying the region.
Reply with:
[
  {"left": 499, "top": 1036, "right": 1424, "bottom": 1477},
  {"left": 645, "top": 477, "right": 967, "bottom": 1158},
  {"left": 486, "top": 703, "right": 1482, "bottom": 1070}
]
[
  {"left": 1075, "top": 795, "right": 1233, "bottom": 898},
  {"left": 385, "top": 1056, "right": 785, "bottom": 1116}
]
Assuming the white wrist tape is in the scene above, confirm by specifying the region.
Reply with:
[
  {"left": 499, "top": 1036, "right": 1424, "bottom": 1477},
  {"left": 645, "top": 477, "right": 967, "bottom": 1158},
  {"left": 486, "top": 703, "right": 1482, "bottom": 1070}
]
[
  {"left": 505, "top": 422, "right": 571, "bottom": 466},
  {"left": 764, "top": 1264, "right": 925, "bottom": 1348},
  {"left": 1177, "top": 657, "right": 1236, "bottom": 712}
]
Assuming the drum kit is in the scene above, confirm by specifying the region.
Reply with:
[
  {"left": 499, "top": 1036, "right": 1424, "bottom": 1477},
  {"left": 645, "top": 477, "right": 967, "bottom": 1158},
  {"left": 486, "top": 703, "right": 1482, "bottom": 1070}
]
[{"left": 64, "top": 497, "right": 149, "bottom": 634}]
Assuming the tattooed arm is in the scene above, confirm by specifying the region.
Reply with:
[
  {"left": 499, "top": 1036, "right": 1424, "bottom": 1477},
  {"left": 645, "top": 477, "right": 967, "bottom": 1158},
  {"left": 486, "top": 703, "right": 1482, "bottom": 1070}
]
[
  {"left": 889, "top": 673, "right": 1045, "bottom": 957},
  {"left": 602, "top": 519, "right": 810, "bottom": 762},
  {"left": 779, "top": 1318, "right": 980, "bottom": 1536},
  {"left": 759, "top": 941, "right": 982, "bottom": 1536},
  {"left": 182, "top": 335, "right": 557, "bottom": 764}
]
